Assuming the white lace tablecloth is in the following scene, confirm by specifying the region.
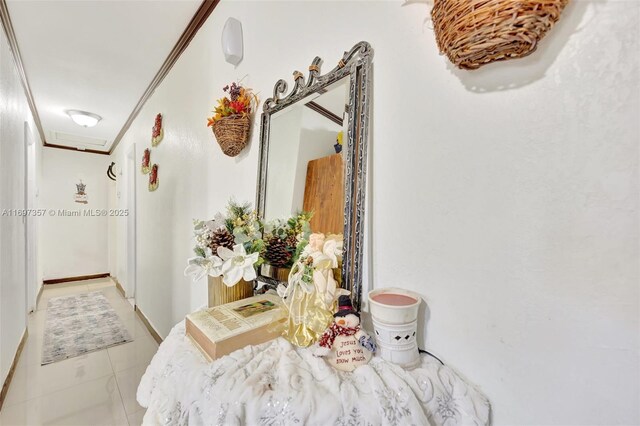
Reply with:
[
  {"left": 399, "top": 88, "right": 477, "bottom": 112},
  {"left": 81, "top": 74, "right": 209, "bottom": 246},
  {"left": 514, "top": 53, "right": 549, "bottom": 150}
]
[{"left": 137, "top": 320, "right": 490, "bottom": 425}]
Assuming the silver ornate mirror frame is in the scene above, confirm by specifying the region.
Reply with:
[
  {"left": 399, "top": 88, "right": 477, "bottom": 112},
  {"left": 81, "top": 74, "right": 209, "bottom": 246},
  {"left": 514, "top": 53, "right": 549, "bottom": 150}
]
[{"left": 256, "top": 41, "right": 373, "bottom": 310}]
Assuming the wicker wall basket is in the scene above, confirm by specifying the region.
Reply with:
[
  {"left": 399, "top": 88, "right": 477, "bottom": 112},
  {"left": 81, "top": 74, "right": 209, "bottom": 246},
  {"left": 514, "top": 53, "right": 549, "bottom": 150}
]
[
  {"left": 431, "top": 0, "right": 570, "bottom": 70},
  {"left": 211, "top": 115, "right": 251, "bottom": 157}
]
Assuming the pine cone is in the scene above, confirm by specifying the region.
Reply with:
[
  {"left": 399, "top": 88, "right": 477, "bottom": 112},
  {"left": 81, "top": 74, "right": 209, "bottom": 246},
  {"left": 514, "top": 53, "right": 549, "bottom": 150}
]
[
  {"left": 285, "top": 235, "right": 298, "bottom": 250},
  {"left": 207, "top": 228, "right": 235, "bottom": 256},
  {"left": 265, "top": 236, "right": 292, "bottom": 268}
]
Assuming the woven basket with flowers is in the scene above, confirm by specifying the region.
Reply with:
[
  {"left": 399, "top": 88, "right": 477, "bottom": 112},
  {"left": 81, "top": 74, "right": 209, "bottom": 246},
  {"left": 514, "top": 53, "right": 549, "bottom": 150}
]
[{"left": 207, "top": 82, "right": 258, "bottom": 157}]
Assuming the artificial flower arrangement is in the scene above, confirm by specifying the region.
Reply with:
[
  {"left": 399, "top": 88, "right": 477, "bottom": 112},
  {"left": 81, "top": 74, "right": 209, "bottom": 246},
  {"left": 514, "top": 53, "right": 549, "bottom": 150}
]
[
  {"left": 276, "top": 231, "right": 348, "bottom": 347},
  {"left": 184, "top": 201, "right": 348, "bottom": 347},
  {"left": 207, "top": 82, "right": 259, "bottom": 157},
  {"left": 184, "top": 200, "right": 265, "bottom": 287}
]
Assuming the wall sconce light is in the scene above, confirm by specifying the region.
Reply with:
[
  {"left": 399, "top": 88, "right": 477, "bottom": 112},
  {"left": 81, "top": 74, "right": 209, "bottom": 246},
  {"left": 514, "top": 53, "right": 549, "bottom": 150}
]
[
  {"left": 66, "top": 110, "right": 102, "bottom": 128},
  {"left": 222, "top": 17, "right": 243, "bottom": 65}
]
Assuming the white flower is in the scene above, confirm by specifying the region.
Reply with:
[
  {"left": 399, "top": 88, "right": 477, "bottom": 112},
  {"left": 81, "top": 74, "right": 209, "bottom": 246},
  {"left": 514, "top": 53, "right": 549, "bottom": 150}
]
[
  {"left": 207, "top": 255, "right": 224, "bottom": 277},
  {"left": 217, "top": 244, "right": 259, "bottom": 287},
  {"left": 184, "top": 254, "right": 224, "bottom": 282},
  {"left": 205, "top": 212, "right": 226, "bottom": 231},
  {"left": 184, "top": 256, "right": 210, "bottom": 281}
]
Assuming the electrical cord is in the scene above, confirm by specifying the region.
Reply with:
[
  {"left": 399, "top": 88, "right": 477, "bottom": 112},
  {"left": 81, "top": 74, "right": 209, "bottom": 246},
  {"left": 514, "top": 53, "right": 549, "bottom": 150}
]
[{"left": 419, "top": 348, "right": 444, "bottom": 366}]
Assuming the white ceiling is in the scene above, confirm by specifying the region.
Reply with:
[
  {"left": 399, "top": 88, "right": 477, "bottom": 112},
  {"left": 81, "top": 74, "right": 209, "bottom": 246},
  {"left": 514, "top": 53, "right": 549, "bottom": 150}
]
[{"left": 7, "top": 0, "right": 201, "bottom": 152}]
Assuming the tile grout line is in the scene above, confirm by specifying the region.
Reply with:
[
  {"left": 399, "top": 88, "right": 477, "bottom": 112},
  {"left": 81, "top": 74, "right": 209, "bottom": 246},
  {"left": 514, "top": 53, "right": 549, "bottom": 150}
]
[
  {"left": 10, "top": 278, "right": 142, "bottom": 424},
  {"left": 127, "top": 407, "right": 147, "bottom": 426},
  {"left": 109, "top": 285, "right": 141, "bottom": 425},
  {"left": 107, "top": 348, "right": 130, "bottom": 424},
  {"left": 4, "top": 281, "right": 129, "bottom": 408},
  {"left": 7, "top": 285, "right": 116, "bottom": 407},
  {"left": 0, "top": 367, "right": 118, "bottom": 409},
  {"left": 2, "top": 279, "right": 139, "bottom": 424}
]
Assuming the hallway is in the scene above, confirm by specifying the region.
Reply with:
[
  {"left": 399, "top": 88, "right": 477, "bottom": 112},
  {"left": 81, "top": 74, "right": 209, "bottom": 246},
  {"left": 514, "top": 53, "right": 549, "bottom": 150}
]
[
  {"left": 0, "top": 0, "right": 638, "bottom": 424},
  {"left": 0, "top": 279, "right": 158, "bottom": 426}
]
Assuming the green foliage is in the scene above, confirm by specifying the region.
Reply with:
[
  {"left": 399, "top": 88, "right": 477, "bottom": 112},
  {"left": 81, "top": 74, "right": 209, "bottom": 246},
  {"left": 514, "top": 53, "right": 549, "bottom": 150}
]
[
  {"left": 194, "top": 246, "right": 206, "bottom": 258},
  {"left": 190, "top": 199, "right": 265, "bottom": 262},
  {"left": 288, "top": 211, "right": 313, "bottom": 238},
  {"left": 292, "top": 238, "right": 309, "bottom": 266}
]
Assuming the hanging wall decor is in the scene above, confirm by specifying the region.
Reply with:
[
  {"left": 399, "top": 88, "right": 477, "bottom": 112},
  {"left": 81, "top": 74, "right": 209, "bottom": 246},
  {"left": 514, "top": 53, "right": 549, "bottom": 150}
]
[
  {"left": 207, "top": 82, "right": 258, "bottom": 157},
  {"left": 107, "top": 162, "right": 117, "bottom": 181},
  {"left": 151, "top": 113, "right": 164, "bottom": 147},
  {"left": 141, "top": 148, "right": 151, "bottom": 174},
  {"left": 74, "top": 180, "right": 88, "bottom": 204},
  {"left": 149, "top": 164, "right": 159, "bottom": 191},
  {"left": 431, "top": 0, "right": 570, "bottom": 70}
]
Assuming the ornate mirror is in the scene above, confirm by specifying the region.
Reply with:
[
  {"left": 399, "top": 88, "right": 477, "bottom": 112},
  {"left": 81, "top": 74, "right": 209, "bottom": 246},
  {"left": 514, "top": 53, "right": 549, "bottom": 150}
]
[{"left": 256, "top": 41, "right": 372, "bottom": 310}]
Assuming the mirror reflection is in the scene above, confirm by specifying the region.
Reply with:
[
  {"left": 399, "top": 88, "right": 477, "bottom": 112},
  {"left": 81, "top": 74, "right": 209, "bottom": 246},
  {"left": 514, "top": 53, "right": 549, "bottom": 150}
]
[{"left": 264, "top": 78, "right": 349, "bottom": 235}]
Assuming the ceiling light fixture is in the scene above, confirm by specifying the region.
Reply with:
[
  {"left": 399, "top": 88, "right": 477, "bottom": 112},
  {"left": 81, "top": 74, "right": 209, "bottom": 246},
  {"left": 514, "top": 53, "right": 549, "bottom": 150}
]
[{"left": 66, "top": 110, "right": 102, "bottom": 128}]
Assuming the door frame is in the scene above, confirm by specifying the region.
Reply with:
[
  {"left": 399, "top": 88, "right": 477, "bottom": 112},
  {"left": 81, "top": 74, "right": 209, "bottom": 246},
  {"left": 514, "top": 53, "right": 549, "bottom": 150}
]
[
  {"left": 24, "top": 121, "right": 38, "bottom": 313},
  {"left": 126, "top": 144, "right": 137, "bottom": 302}
]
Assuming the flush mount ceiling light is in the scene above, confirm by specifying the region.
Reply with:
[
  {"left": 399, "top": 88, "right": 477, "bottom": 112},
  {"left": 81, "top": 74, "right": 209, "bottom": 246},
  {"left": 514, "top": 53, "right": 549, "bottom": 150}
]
[{"left": 66, "top": 110, "right": 102, "bottom": 128}]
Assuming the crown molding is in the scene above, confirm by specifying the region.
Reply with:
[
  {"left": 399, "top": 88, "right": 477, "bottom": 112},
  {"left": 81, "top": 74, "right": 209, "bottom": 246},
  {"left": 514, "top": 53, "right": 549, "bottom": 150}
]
[
  {"left": 1, "top": 0, "right": 219, "bottom": 157},
  {"left": 305, "top": 101, "right": 343, "bottom": 126},
  {"left": 108, "top": 0, "right": 220, "bottom": 154},
  {"left": 0, "top": 0, "right": 46, "bottom": 145},
  {"left": 43, "top": 143, "right": 110, "bottom": 156}
]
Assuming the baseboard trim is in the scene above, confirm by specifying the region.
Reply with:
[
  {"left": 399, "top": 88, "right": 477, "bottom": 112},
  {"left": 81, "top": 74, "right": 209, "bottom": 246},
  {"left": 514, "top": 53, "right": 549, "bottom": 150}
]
[
  {"left": 0, "top": 329, "right": 28, "bottom": 411},
  {"left": 43, "top": 273, "right": 110, "bottom": 285},
  {"left": 135, "top": 306, "right": 163, "bottom": 345},
  {"left": 35, "top": 284, "right": 44, "bottom": 308},
  {"left": 111, "top": 278, "right": 126, "bottom": 298}
]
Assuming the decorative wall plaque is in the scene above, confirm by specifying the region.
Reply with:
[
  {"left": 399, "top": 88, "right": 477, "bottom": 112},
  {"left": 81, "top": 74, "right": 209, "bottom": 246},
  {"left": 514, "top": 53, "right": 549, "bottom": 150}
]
[
  {"left": 152, "top": 113, "right": 164, "bottom": 147},
  {"left": 74, "top": 180, "right": 88, "bottom": 204},
  {"left": 149, "top": 164, "right": 159, "bottom": 192}
]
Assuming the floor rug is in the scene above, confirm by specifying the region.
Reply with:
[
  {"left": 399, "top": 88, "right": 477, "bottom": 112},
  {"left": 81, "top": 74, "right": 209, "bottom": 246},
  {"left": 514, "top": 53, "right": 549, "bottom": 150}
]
[{"left": 42, "top": 291, "right": 133, "bottom": 365}]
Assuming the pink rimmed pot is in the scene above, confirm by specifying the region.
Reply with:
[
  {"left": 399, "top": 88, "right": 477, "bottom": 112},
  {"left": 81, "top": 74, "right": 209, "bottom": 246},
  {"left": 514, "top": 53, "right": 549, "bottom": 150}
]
[{"left": 368, "top": 288, "right": 422, "bottom": 369}]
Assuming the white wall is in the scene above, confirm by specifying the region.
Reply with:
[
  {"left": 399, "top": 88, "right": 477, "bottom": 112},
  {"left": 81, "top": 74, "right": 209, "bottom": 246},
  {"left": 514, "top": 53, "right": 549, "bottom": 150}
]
[
  {"left": 40, "top": 148, "right": 109, "bottom": 279},
  {"left": 108, "top": 177, "right": 117, "bottom": 278},
  {"left": 0, "top": 23, "right": 41, "bottom": 386},
  {"left": 111, "top": 1, "right": 639, "bottom": 424}
]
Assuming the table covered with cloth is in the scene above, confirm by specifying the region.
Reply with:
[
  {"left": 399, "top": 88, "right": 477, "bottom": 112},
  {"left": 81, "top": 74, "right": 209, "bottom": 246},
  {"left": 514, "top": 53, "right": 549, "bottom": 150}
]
[{"left": 137, "top": 320, "right": 491, "bottom": 425}]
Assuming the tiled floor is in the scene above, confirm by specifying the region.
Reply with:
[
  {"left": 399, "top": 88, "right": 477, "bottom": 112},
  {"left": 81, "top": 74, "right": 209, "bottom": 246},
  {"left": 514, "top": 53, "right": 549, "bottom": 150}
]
[{"left": 0, "top": 278, "right": 159, "bottom": 426}]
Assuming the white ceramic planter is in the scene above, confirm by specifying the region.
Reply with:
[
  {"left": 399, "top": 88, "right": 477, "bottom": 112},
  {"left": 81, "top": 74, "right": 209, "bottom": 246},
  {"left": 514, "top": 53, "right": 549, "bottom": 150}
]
[{"left": 368, "top": 288, "right": 422, "bottom": 369}]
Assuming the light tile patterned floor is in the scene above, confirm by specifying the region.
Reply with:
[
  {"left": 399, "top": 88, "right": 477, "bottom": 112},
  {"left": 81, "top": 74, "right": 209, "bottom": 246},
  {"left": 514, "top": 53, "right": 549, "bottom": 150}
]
[{"left": 0, "top": 278, "right": 159, "bottom": 426}]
